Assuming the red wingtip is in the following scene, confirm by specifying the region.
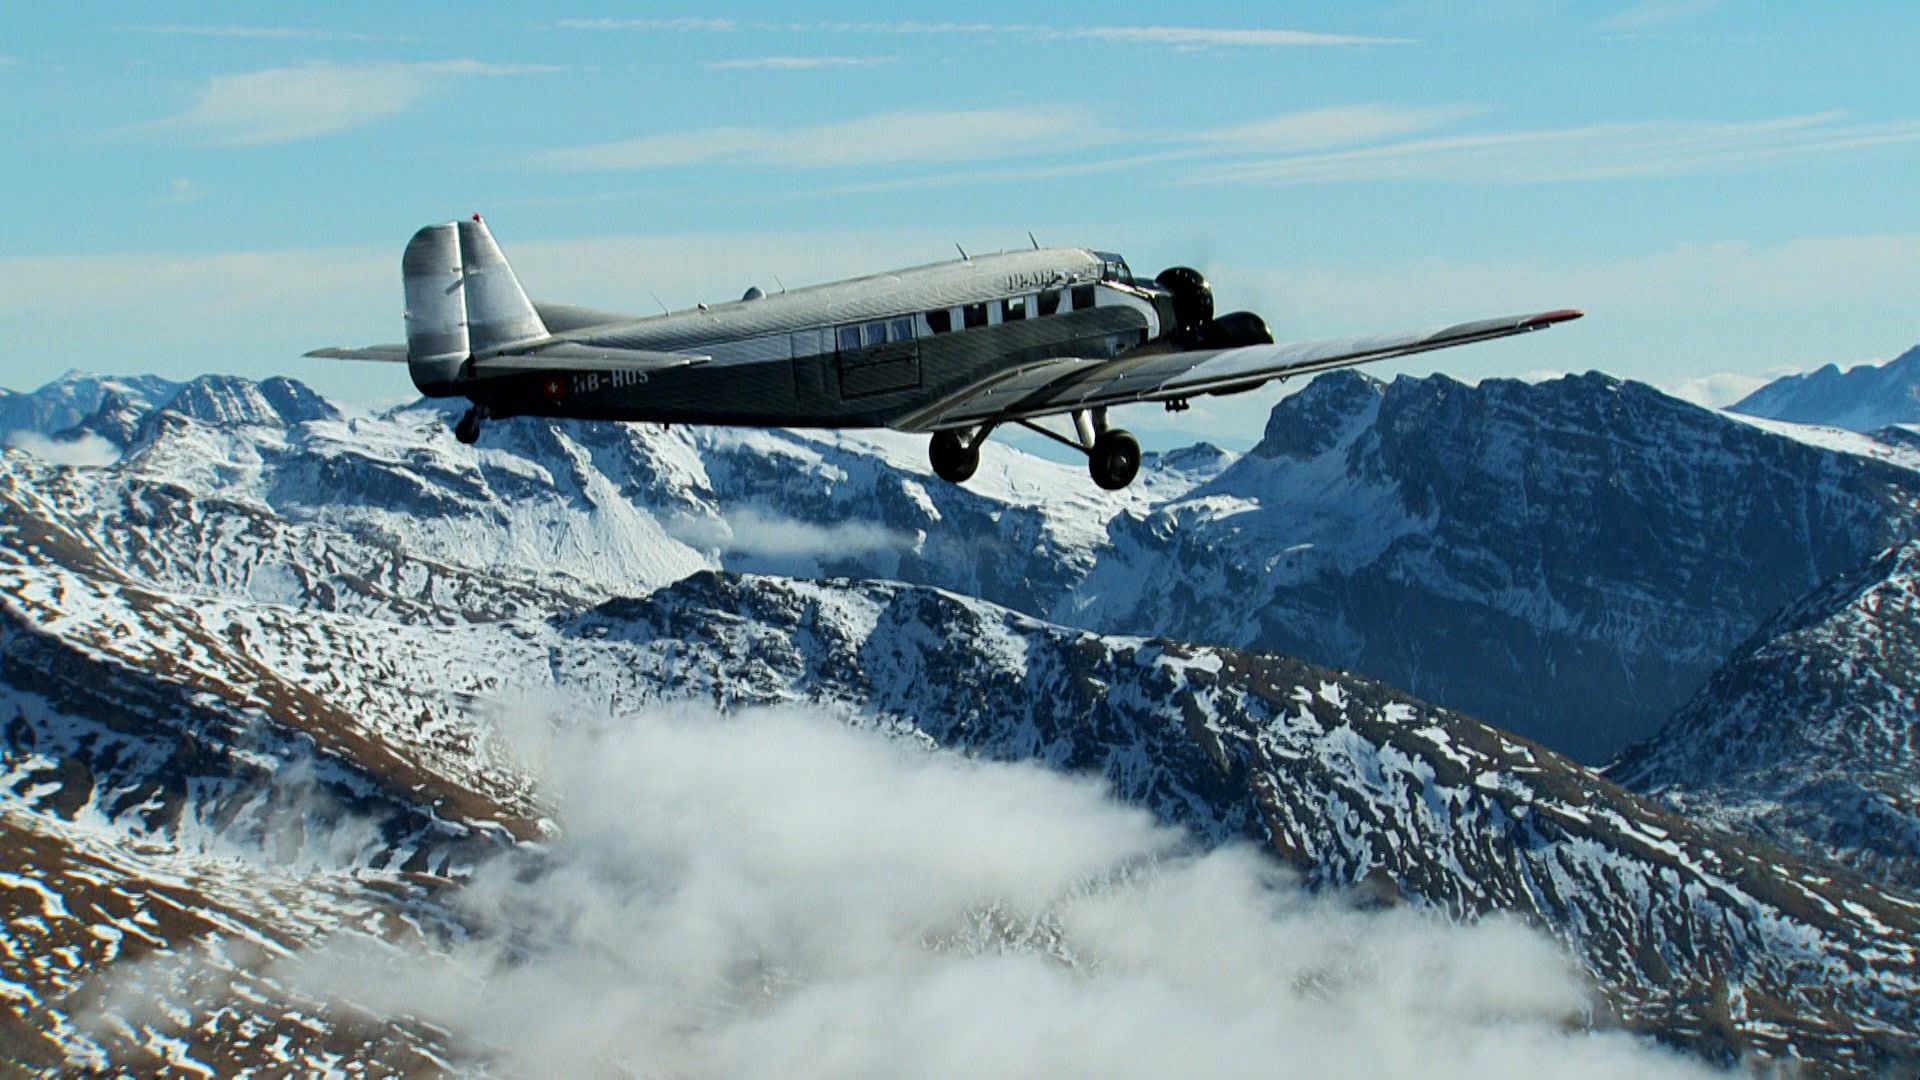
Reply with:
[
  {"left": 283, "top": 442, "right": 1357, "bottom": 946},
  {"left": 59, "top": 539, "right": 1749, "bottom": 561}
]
[{"left": 1522, "top": 308, "right": 1584, "bottom": 328}]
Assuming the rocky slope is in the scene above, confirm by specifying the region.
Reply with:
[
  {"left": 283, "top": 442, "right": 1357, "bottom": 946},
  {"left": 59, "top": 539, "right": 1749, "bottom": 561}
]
[
  {"left": 1731, "top": 344, "right": 1920, "bottom": 432},
  {"left": 1610, "top": 536, "right": 1920, "bottom": 892},
  {"left": 1073, "top": 370, "right": 1920, "bottom": 761},
  {"left": 3, "top": 433, "right": 1918, "bottom": 1074}
]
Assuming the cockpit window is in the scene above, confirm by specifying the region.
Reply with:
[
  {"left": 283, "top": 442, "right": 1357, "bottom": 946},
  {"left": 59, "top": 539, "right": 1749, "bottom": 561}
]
[
  {"left": 838, "top": 325, "right": 862, "bottom": 351},
  {"left": 863, "top": 321, "right": 888, "bottom": 347},
  {"left": 1092, "top": 251, "right": 1133, "bottom": 283}
]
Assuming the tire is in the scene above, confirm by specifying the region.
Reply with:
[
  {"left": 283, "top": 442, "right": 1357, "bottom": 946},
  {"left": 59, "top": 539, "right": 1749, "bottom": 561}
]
[
  {"left": 929, "top": 430, "right": 979, "bottom": 484},
  {"left": 454, "top": 410, "right": 482, "bottom": 445},
  {"left": 1089, "top": 429, "right": 1141, "bottom": 490}
]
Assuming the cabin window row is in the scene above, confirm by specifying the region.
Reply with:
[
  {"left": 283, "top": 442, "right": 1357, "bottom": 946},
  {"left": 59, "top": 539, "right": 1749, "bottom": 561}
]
[{"left": 837, "top": 284, "right": 1098, "bottom": 350}]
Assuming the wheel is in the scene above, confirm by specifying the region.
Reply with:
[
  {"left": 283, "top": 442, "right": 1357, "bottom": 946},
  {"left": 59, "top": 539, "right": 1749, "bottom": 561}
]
[
  {"left": 1089, "top": 429, "right": 1141, "bottom": 490},
  {"left": 929, "top": 430, "right": 979, "bottom": 484},
  {"left": 454, "top": 409, "right": 482, "bottom": 445}
]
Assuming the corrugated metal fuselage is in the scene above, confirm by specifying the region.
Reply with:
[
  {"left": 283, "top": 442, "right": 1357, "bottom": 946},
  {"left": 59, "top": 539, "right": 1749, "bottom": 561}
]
[{"left": 467, "top": 248, "right": 1161, "bottom": 429}]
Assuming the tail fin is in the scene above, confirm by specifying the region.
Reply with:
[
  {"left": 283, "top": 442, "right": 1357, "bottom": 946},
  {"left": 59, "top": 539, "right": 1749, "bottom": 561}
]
[
  {"left": 457, "top": 216, "right": 547, "bottom": 355},
  {"left": 401, "top": 216, "right": 549, "bottom": 395},
  {"left": 402, "top": 223, "right": 467, "bottom": 394}
]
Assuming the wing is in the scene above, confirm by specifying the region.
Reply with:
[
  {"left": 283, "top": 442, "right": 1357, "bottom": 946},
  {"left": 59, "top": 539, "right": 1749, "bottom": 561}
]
[
  {"left": 889, "top": 309, "right": 1582, "bottom": 432},
  {"left": 305, "top": 345, "right": 409, "bottom": 362}
]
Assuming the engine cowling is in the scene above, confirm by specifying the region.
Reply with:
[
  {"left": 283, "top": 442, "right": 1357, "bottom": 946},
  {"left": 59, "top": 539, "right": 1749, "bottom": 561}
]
[
  {"left": 1153, "top": 266, "right": 1214, "bottom": 340},
  {"left": 1195, "top": 310, "right": 1274, "bottom": 350}
]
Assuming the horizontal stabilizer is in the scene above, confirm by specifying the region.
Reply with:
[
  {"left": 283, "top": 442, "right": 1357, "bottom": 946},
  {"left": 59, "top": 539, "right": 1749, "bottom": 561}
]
[
  {"left": 305, "top": 345, "right": 409, "bottom": 363},
  {"left": 469, "top": 343, "right": 709, "bottom": 377}
]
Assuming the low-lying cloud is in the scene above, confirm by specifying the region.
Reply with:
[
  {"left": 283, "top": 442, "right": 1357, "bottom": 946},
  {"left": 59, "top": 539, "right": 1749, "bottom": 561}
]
[
  {"left": 669, "top": 507, "right": 919, "bottom": 560},
  {"left": 279, "top": 704, "right": 1717, "bottom": 1078},
  {"left": 5, "top": 430, "right": 121, "bottom": 467}
]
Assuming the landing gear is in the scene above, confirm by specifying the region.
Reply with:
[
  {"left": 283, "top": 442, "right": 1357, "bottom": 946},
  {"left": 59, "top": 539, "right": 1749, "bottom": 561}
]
[
  {"left": 1088, "top": 428, "right": 1142, "bottom": 490},
  {"left": 936, "top": 406, "right": 1144, "bottom": 490},
  {"left": 929, "top": 429, "right": 980, "bottom": 484},
  {"left": 453, "top": 405, "right": 488, "bottom": 445}
]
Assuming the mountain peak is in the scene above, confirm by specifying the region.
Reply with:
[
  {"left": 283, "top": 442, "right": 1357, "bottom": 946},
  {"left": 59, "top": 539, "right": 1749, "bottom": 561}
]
[
  {"left": 160, "top": 374, "right": 341, "bottom": 428},
  {"left": 1729, "top": 343, "right": 1920, "bottom": 432},
  {"left": 1252, "top": 370, "right": 1384, "bottom": 459}
]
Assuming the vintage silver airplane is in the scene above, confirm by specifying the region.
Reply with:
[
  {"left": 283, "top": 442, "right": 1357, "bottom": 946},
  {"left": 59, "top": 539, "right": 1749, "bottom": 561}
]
[{"left": 310, "top": 216, "right": 1581, "bottom": 489}]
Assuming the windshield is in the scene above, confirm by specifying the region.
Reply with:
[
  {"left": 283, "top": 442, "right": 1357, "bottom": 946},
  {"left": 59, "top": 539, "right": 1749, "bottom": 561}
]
[{"left": 1092, "top": 251, "right": 1133, "bottom": 283}]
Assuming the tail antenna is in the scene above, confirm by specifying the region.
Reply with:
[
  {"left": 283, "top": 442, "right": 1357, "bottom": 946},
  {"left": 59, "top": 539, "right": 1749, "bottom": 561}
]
[
  {"left": 955, "top": 243, "right": 970, "bottom": 261},
  {"left": 1028, "top": 231, "right": 1040, "bottom": 250}
]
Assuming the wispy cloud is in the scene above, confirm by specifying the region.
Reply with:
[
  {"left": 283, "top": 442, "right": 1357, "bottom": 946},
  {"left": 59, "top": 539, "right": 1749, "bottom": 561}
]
[
  {"left": 704, "top": 55, "right": 897, "bottom": 71},
  {"left": 114, "top": 24, "right": 393, "bottom": 42},
  {"left": 528, "top": 106, "right": 1106, "bottom": 171},
  {"left": 556, "top": 18, "right": 1409, "bottom": 48},
  {"left": 1069, "top": 25, "right": 1408, "bottom": 47},
  {"left": 1192, "top": 111, "right": 1920, "bottom": 186},
  {"left": 132, "top": 60, "right": 558, "bottom": 146},
  {"left": 157, "top": 178, "right": 206, "bottom": 206},
  {"left": 1599, "top": 0, "right": 1721, "bottom": 31},
  {"left": 1195, "top": 104, "right": 1481, "bottom": 154}
]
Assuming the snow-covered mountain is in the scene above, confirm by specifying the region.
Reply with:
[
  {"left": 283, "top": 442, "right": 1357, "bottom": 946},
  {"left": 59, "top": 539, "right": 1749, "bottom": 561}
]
[
  {"left": 4, "top": 390, "right": 1920, "bottom": 1074},
  {"left": 1730, "top": 344, "right": 1920, "bottom": 432},
  {"left": 1610, "top": 536, "right": 1920, "bottom": 892},
  {"left": 3, "top": 445, "right": 1920, "bottom": 1068},
  {"left": 11, "top": 367, "right": 1918, "bottom": 766},
  {"left": 1072, "top": 370, "right": 1920, "bottom": 762},
  {"left": 0, "top": 371, "right": 179, "bottom": 443}
]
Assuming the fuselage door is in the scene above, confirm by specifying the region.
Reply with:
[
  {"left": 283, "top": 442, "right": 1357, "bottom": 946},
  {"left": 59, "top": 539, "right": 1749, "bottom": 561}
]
[{"left": 835, "top": 315, "right": 922, "bottom": 399}]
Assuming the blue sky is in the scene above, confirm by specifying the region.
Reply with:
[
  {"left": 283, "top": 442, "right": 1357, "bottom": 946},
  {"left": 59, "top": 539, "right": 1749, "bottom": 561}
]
[{"left": 3, "top": 2, "right": 1917, "bottom": 446}]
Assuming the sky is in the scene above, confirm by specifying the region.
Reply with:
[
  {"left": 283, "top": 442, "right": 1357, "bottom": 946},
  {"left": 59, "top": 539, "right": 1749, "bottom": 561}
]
[{"left": 3, "top": 1, "right": 1917, "bottom": 447}]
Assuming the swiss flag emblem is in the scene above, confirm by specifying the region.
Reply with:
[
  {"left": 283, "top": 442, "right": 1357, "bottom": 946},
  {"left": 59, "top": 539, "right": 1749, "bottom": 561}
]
[{"left": 544, "top": 377, "right": 568, "bottom": 400}]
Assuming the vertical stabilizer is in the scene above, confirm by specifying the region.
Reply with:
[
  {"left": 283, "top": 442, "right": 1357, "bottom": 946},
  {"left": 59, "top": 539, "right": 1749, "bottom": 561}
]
[
  {"left": 457, "top": 215, "right": 548, "bottom": 355},
  {"left": 403, "top": 223, "right": 468, "bottom": 394}
]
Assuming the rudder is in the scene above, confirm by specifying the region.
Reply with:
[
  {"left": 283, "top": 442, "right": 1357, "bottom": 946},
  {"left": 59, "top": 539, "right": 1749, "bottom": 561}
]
[
  {"left": 457, "top": 215, "right": 548, "bottom": 355},
  {"left": 402, "top": 223, "right": 468, "bottom": 395}
]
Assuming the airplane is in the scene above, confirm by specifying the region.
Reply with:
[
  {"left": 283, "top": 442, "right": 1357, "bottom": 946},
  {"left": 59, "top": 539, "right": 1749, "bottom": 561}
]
[{"left": 309, "top": 216, "right": 1581, "bottom": 490}]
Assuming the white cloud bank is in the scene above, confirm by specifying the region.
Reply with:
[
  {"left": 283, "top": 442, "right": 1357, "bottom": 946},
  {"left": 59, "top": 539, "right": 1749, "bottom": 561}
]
[{"left": 281, "top": 704, "right": 1717, "bottom": 1078}]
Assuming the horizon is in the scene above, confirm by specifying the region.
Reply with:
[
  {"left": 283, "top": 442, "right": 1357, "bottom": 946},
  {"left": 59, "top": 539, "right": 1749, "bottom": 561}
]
[{"left": 4, "top": 3, "right": 1917, "bottom": 447}]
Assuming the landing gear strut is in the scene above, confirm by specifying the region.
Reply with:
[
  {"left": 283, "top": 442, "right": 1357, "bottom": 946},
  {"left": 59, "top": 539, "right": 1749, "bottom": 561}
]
[
  {"left": 929, "top": 407, "right": 1143, "bottom": 490},
  {"left": 454, "top": 405, "right": 489, "bottom": 445}
]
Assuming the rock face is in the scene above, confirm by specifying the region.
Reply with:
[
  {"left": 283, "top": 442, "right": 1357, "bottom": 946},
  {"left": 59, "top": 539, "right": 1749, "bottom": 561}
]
[
  {"left": 1610, "top": 537, "right": 1920, "bottom": 892},
  {"left": 1730, "top": 344, "right": 1920, "bottom": 432},
  {"left": 3, "top": 395, "right": 1919, "bottom": 1075},
  {"left": 1072, "top": 371, "right": 1920, "bottom": 762}
]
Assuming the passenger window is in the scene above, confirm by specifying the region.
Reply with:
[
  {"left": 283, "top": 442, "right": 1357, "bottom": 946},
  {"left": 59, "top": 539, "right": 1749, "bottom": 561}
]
[
  {"left": 890, "top": 317, "right": 914, "bottom": 342},
  {"left": 1037, "top": 289, "right": 1060, "bottom": 316},
  {"left": 926, "top": 308, "right": 952, "bottom": 334},
  {"left": 838, "top": 325, "right": 862, "bottom": 351},
  {"left": 864, "top": 321, "right": 888, "bottom": 347},
  {"left": 963, "top": 303, "right": 988, "bottom": 329},
  {"left": 1071, "top": 284, "right": 1096, "bottom": 310},
  {"left": 1002, "top": 297, "right": 1027, "bottom": 322}
]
